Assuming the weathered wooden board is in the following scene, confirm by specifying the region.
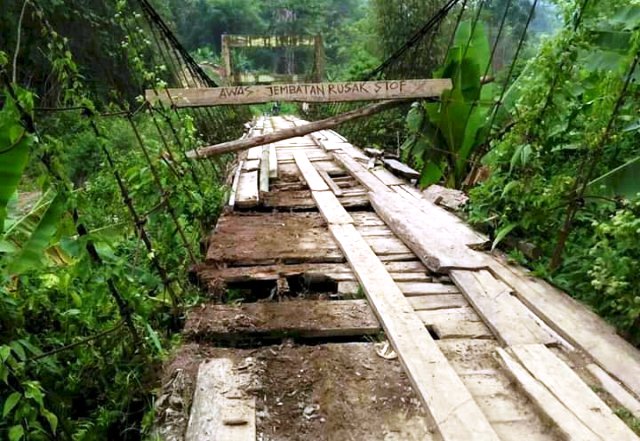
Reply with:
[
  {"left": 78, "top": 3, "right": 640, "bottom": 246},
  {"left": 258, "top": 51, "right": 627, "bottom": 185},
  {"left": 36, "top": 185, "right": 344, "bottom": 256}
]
[
  {"left": 450, "top": 270, "right": 553, "bottom": 346},
  {"left": 311, "top": 191, "right": 354, "bottom": 225},
  {"left": 329, "top": 223, "right": 500, "bottom": 441},
  {"left": 146, "top": 79, "right": 452, "bottom": 106},
  {"left": 235, "top": 170, "right": 259, "bottom": 208},
  {"left": 293, "top": 151, "right": 329, "bottom": 191},
  {"left": 370, "top": 190, "right": 487, "bottom": 271},
  {"left": 383, "top": 158, "right": 420, "bottom": 180},
  {"left": 228, "top": 160, "right": 243, "bottom": 208},
  {"left": 184, "top": 300, "right": 380, "bottom": 341},
  {"left": 510, "top": 344, "right": 638, "bottom": 441},
  {"left": 586, "top": 364, "right": 640, "bottom": 419},
  {"left": 206, "top": 213, "right": 343, "bottom": 265},
  {"left": 186, "top": 358, "right": 256, "bottom": 441},
  {"left": 268, "top": 144, "right": 278, "bottom": 178},
  {"left": 408, "top": 294, "right": 468, "bottom": 311},
  {"left": 318, "top": 169, "right": 343, "bottom": 196},
  {"left": 398, "top": 282, "right": 460, "bottom": 296},
  {"left": 494, "top": 348, "right": 600, "bottom": 441},
  {"left": 489, "top": 257, "right": 640, "bottom": 399}
]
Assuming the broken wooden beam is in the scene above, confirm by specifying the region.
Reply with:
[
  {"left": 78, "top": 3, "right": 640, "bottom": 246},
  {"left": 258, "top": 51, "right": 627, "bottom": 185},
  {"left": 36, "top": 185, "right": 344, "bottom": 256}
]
[
  {"left": 185, "top": 100, "right": 411, "bottom": 158},
  {"left": 382, "top": 158, "right": 420, "bottom": 180}
]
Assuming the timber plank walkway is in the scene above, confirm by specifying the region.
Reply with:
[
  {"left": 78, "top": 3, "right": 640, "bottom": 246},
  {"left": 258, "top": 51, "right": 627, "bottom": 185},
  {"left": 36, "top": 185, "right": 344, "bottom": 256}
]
[{"left": 158, "top": 116, "right": 640, "bottom": 441}]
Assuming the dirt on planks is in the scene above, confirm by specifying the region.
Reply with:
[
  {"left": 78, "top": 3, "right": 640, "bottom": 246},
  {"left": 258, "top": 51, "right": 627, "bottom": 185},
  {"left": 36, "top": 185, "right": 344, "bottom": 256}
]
[{"left": 154, "top": 341, "right": 432, "bottom": 441}]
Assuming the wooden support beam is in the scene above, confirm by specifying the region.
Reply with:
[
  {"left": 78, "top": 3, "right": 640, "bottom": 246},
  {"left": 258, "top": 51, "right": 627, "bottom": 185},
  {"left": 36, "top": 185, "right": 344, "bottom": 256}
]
[
  {"left": 185, "top": 100, "right": 410, "bottom": 159},
  {"left": 147, "top": 79, "right": 451, "bottom": 107}
]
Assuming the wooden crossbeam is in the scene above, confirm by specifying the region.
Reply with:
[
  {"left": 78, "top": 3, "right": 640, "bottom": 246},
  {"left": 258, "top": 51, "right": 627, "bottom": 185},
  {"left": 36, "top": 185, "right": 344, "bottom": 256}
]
[{"left": 145, "top": 79, "right": 451, "bottom": 107}]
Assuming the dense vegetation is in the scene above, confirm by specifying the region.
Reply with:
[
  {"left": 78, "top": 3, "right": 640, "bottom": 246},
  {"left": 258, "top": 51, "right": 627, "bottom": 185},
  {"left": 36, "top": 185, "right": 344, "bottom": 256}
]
[{"left": 1, "top": 0, "right": 639, "bottom": 439}]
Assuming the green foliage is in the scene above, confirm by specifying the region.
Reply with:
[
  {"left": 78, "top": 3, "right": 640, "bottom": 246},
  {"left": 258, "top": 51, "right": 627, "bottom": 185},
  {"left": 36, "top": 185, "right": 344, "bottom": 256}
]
[
  {"left": 401, "top": 21, "right": 494, "bottom": 188},
  {"left": 467, "top": 0, "right": 640, "bottom": 342}
]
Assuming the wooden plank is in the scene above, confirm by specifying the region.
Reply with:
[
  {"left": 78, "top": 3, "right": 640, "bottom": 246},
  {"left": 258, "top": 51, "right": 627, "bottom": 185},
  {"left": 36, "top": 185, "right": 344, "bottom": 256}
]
[
  {"left": 228, "top": 160, "right": 243, "bottom": 208},
  {"left": 450, "top": 270, "right": 553, "bottom": 346},
  {"left": 293, "top": 151, "right": 329, "bottom": 191},
  {"left": 197, "top": 262, "right": 357, "bottom": 284},
  {"left": 332, "top": 152, "right": 391, "bottom": 194},
  {"left": 223, "top": 34, "right": 316, "bottom": 48},
  {"left": 586, "top": 364, "right": 640, "bottom": 419},
  {"left": 186, "top": 358, "right": 256, "bottom": 441},
  {"left": 318, "top": 168, "right": 343, "bottom": 196},
  {"left": 328, "top": 223, "right": 500, "bottom": 441},
  {"left": 235, "top": 170, "right": 259, "bottom": 208},
  {"left": 247, "top": 146, "right": 262, "bottom": 160},
  {"left": 311, "top": 191, "right": 353, "bottom": 225},
  {"left": 369, "top": 190, "right": 487, "bottom": 271},
  {"left": 372, "top": 167, "right": 405, "bottom": 186},
  {"left": 184, "top": 300, "right": 380, "bottom": 340},
  {"left": 494, "top": 348, "right": 601, "bottom": 441},
  {"left": 489, "top": 257, "right": 640, "bottom": 398},
  {"left": 147, "top": 79, "right": 452, "bottom": 107},
  {"left": 259, "top": 145, "right": 269, "bottom": 194},
  {"left": 383, "top": 158, "right": 420, "bottom": 180},
  {"left": 268, "top": 144, "right": 278, "bottom": 178},
  {"left": 510, "top": 344, "right": 638, "bottom": 441},
  {"left": 398, "top": 282, "right": 460, "bottom": 296},
  {"left": 242, "top": 159, "right": 260, "bottom": 171},
  {"left": 408, "top": 294, "right": 468, "bottom": 311}
]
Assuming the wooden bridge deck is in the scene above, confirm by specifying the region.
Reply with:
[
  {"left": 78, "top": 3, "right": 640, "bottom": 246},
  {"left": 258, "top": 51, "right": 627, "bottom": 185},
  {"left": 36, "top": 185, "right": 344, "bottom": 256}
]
[{"left": 158, "top": 116, "right": 640, "bottom": 441}]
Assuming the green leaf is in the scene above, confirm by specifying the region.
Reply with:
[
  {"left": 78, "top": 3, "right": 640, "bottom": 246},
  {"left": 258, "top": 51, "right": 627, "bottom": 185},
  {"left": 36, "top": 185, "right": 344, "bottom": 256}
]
[
  {"left": 41, "top": 408, "right": 58, "bottom": 434},
  {"left": 10, "top": 341, "right": 26, "bottom": 361},
  {"left": 3, "top": 392, "right": 21, "bottom": 417},
  {"left": 9, "top": 192, "right": 66, "bottom": 274},
  {"left": 492, "top": 223, "right": 517, "bottom": 250},
  {"left": 145, "top": 323, "right": 163, "bottom": 353},
  {"left": 8, "top": 425, "right": 24, "bottom": 441},
  {"left": 419, "top": 162, "right": 443, "bottom": 188}
]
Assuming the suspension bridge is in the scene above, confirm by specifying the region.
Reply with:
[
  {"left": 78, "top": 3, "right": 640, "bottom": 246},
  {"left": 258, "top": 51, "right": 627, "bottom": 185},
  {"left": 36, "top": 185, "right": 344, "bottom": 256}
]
[{"left": 6, "top": 0, "right": 640, "bottom": 439}]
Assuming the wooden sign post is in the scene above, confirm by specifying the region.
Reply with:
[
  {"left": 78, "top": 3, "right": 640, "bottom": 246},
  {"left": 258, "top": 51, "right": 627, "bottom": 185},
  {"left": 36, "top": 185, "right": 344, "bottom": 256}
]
[{"left": 146, "top": 79, "right": 452, "bottom": 107}]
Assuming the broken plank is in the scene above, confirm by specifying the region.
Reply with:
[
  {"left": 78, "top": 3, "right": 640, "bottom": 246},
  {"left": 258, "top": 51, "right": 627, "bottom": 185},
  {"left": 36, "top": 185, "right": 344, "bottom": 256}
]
[
  {"left": 510, "top": 344, "right": 638, "bottom": 441},
  {"left": 184, "top": 300, "right": 380, "bottom": 341},
  {"left": 494, "top": 348, "right": 600, "bottom": 441},
  {"left": 369, "top": 190, "right": 487, "bottom": 271},
  {"left": 186, "top": 358, "right": 256, "bottom": 441},
  {"left": 332, "top": 152, "right": 391, "bottom": 194},
  {"left": 450, "top": 270, "right": 553, "bottom": 346},
  {"left": 328, "top": 222, "right": 500, "bottom": 441},
  {"left": 383, "top": 158, "right": 420, "bottom": 180}
]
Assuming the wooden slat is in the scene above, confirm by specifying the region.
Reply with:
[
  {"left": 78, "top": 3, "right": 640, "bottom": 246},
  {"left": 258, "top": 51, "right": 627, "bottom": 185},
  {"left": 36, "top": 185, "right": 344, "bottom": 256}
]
[
  {"left": 332, "top": 152, "right": 391, "bottom": 194},
  {"left": 586, "top": 364, "right": 640, "bottom": 419},
  {"left": 268, "top": 144, "right": 278, "bottom": 178},
  {"left": 311, "top": 191, "right": 353, "bottom": 225},
  {"left": 450, "top": 270, "right": 553, "bottom": 346},
  {"left": 318, "top": 168, "right": 343, "bottom": 196},
  {"left": 147, "top": 79, "right": 452, "bottom": 106},
  {"left": 247, "top": 146, "right": 262, "bottom": 160},
  {"left": 328, "top": 223, "right": 500, "bottom": 441},
  {"left": 185, "top": 300, "right": 380, "bottom": 340},
  {"left": 259, "top": 145, "right": 269, "bottom": 194},
  {"left": 383, "top": 158, "right": 420, "bottom": 180},
  {"left": 235, "top": 170, "right": 259, "bottom": 208},
  {"left": 408, "top": 294, "right": 468, "bottom": 311},
  {"left": 494, "top": 348, "right": 600, "bottom": 441},
  {"left": 372, "top": 167, "right": 405, "bottom": 186},
  {"left": 398, "top": 282, "right": 460, "bottom": 296},
  {"left": 510, "top": 344, "right": 638, "bottom": 441},
  {"left": 186, "top": 358, "right": 256, "bottom": 441},
  {"left": 228, "top": 160, "right": 243, "bottom": 208},
  {"left": 489, "top": 258, "right": 640, "bottom": 398}
]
